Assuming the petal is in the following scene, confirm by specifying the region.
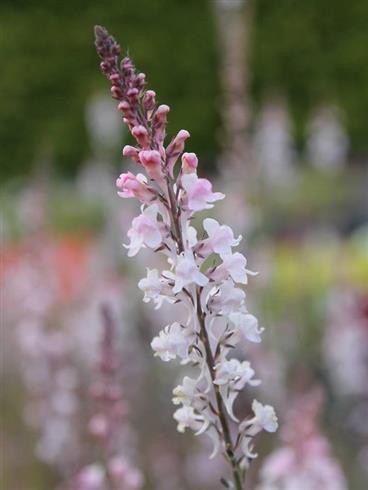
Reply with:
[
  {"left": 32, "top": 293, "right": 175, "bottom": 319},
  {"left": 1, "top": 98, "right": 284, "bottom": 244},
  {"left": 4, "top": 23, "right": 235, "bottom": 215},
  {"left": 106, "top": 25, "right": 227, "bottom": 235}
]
[
  {"left": 203, "top": 218, "right": 219, "bottom": 237},
  {"left": 194, "top": 271, "right": 209, "bottom": 287},
  {"left": 144, "top": 228, "right": 162, "bottom": 248},
  {"left": 181, "top": 173, "right": 197, "bottom": 192},
  {"left": 207, "top": 428, "right": 221, "bottom": 459},
  {"left": 208, "top": 191, "right": 225, "bottom": 202},
  {"left": 223, "top": 390, "right": 239, "bottom": 422}
]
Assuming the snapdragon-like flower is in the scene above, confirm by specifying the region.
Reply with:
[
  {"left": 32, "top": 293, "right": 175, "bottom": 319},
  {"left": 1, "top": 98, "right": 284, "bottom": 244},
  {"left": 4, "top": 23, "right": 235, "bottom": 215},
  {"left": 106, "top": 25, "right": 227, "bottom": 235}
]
[
  {"left": 137, "top": 268, "right": 172, "bottom": 309},
  {"left": 95, "top": 25, "right": 277, "bottom": 490},
  {"left": 151, "top": 322, "right": 195, "bottom": 362},
  {"left": 181, "top": 173, "right": 225, "bottom": 211},
  {"left": 172, "top": 250, "right": 208, "bottom": 294},
  {"left": 215, "top": 360, "right": 261, "bottom": 421},
  {"left": 212, "top": 252, "right": 257, "bottom": 284},
  {"left": 173, "top": 405, "right": 207, "bottom": 434},
  {"left": 124, "top": 204, "right": 162, "bottom": 256},
  {"left": 229, "top": 311, "right": 264, "bottom": 343},
  {"left": 208, "top": 279, "right": 246, "bottom": 315},
  {"left": 116, "top": 172, "right": 155, "bottom": 203},
  {"left": 203, "top": 218, "right": 241, "bottom": 257}
]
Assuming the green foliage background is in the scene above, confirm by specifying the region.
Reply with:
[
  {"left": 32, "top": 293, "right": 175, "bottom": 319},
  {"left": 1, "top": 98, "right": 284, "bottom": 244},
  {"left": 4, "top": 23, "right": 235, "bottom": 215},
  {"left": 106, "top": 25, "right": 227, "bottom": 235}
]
[{"left": 1, "top": 0, "right": 367, "bottom": 180}]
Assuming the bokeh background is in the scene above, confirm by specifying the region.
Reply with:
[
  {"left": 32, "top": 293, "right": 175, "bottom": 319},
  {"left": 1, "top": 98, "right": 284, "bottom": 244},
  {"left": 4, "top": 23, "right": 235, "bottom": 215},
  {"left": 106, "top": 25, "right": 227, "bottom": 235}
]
[{"left": 1, "top": 1, "right": 368, "bottom": 489}]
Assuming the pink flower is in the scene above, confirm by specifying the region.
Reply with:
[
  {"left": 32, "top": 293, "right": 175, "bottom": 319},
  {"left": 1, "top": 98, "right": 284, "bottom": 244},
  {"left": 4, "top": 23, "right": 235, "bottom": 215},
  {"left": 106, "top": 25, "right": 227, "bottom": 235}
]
[
  {"left": 139, "top": 150, "right": 164, "bottom": 184},
  {"left": 172, "top": 251, "right": 209, "bottom": 294},
  {"left": 181, "top": 152, "right": 198, "bottom": 174},
  {"left": 166, "top": 129, "right": 190, "bottom": 177},
  {"left": 203, "top": 218, "right": 241, "bottom": 257},
  {"left": 116, "top": 172, "right": 155, "bottom": 203},
  {"left": 208, "top": 280, "right": 245, "bottom": 315},
  {"left": 124, "top": 205, "right": 162, "bottom": 256},
  {"left": 212, "top": 252, "right": 257, "bottom": 284},
  {"left": 181, "top": 173, "right": 225, "bottom": 212}
]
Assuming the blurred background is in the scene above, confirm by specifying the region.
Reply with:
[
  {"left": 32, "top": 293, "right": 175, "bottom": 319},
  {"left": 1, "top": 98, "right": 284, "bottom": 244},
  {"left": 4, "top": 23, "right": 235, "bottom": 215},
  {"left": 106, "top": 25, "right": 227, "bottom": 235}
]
[{"left": 1, "top": 1, "right": 367, "bottom": 489}]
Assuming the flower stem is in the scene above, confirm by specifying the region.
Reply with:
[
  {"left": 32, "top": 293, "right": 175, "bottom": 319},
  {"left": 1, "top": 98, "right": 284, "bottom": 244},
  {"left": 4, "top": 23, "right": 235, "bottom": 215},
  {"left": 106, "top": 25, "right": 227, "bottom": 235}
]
[
  {"left": 196, "top": 289, "right": 244, "bottom": 490},
  {"left": 166, "top": 176, "right": 244, "bottom": 489}
]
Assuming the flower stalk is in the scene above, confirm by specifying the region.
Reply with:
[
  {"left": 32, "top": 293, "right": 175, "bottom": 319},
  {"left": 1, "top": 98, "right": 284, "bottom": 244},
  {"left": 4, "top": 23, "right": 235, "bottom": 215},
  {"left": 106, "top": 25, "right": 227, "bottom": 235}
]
[{"left": 94, "top": 25, "right": 278, "bottom": 490}]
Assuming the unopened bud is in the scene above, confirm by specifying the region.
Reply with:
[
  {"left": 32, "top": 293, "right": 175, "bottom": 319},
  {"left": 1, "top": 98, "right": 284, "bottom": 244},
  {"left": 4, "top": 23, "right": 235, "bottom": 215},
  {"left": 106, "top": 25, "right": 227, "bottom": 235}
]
[{"left": 131, "top": 125, "right": 150, "bottom": 148}]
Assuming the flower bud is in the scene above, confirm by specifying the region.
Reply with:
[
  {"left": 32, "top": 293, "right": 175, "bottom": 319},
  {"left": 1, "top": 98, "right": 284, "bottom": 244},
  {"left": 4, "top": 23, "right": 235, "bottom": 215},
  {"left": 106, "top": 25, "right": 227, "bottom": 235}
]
[
  {"left": 152, "top": 104, "right": 170, "bottom": 146},
  {"left": 143, "top": 90, "right": 156, "bottom": 114},
  {"left": 131, "top": 125, "right": 150, "bottom": 148},
  {"left": 139, "top": 150, "right": 164, "bottom": 183},
  {"left": 111, "top": 86, "right": 122, "bottom": 99},
  {"left": 127, "top": 88, "right": 139, "bottom": 101},
  {"left": 134, "top": 72, "right": 146, "bottom": 91},
  {"left": 122, "top": 145, "right": 140, "bottom": 163},
  {"left": 109, "top": 73, "right": 120, "bottom": 83},
  {"left": 181, "top": 152, "right": 198, "bottom": 174},
  {"left": 166, "top": 129, "right": 190, "bottom": 177},
  {"left": 117, "top": 100, "right": 129, "bottom": 112}
]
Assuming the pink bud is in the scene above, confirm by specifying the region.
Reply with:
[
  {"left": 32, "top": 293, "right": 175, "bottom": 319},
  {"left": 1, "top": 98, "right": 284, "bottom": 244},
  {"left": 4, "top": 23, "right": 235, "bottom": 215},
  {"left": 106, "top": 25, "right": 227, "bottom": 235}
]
[
  {"left": 139, "top": 150, "right": 164, "bottom": 184},
  {"left": 182, "top": 152, "right": 198, "bottom": 173},
  {"left": 143, "top": 90, "right": 156, "bottom": 115},
  {"left": 122, "top": 145, "right": 140, "bottom": 163},
  {"left": 134, "top": 72, "right": 146, "bottom": 90},
  {"left": 152, "top": 104, "right": 170, "bottom": 146},
  {"left": 109, "top": 73, "right": 120, "bottom": 83},
  {"left": 166, "top": 129, "right": 190, "bottom": 177},
  {"left": 118, "top": 100, "right": 130, "bottom": 112},
  {"left": 154, "top": 104, "right": 170, "bottom": 121},
  {"left": 111, "top": 86, "right": 122, "bottom": 99},
  {"left": 127, "top": 88, "right": 139, "bottom": 101},
  {"left": 131, "top": 125, "right": 150, "bottom": 148},
  {"left": 100, "top": 61, "right": 110, "bottom": 73},
  {"left": 139, "top": 149, "right": 160, "bottom": 166}
]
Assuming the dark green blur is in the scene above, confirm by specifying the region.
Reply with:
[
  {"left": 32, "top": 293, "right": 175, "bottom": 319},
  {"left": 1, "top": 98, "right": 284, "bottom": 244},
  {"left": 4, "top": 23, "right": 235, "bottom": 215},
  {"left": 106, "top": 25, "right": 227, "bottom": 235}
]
[{"left": 0, "top": 0, "right": 367, "bottom": 180}]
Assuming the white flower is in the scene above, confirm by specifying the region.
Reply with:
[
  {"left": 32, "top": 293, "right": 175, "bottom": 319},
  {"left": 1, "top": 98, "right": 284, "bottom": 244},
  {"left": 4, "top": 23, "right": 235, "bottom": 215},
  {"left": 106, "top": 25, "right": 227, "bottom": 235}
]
[
  {"left": 208, "top": 279, "right": 245, "bottom": 314},
  {"left": 173, "top": 376, "right": 198, "bottom": 406},
  {"left": 203, "top": 218, "right": 241, "bottom": 257},
  {"left": 250, "top": 399, "right": 278, "bottom": 433},
  {"left": 229, "top": 312, "right": 264, "bottom": 343},
  {"left": 181, "top": 173, "right": 225, "bottom": 212},
  {"left": 138, "top": 268, "right": 161, "bottom": 301},
  {"left": 214, "top": 359, "right": 260, "bottom": 421},
  {"left": 215, "top": 359, "right": 260, "bottom": 390},
  {"left": 138, "top": 268, "right": 170, "bottom": 309},
  {"left": 124, "top": 204, "right": 162, "bottom": 256},
  {"left": 172, "top": 250, "right": 208, "bottom": 294},
  {"left": 238, "top": 402, "right": 277, "bottom": 463},
  {"left": 212, "top": 252, "right": 257, "bottom": 284},
  {"left": 151, "top": 322, "right": 194, "bottom": 362},
  {"left": 186, "top": 223, "right": 198, "bottom": 248},
  {"left": 173, "top": 405, "right": 208, "bottom": 434}
]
